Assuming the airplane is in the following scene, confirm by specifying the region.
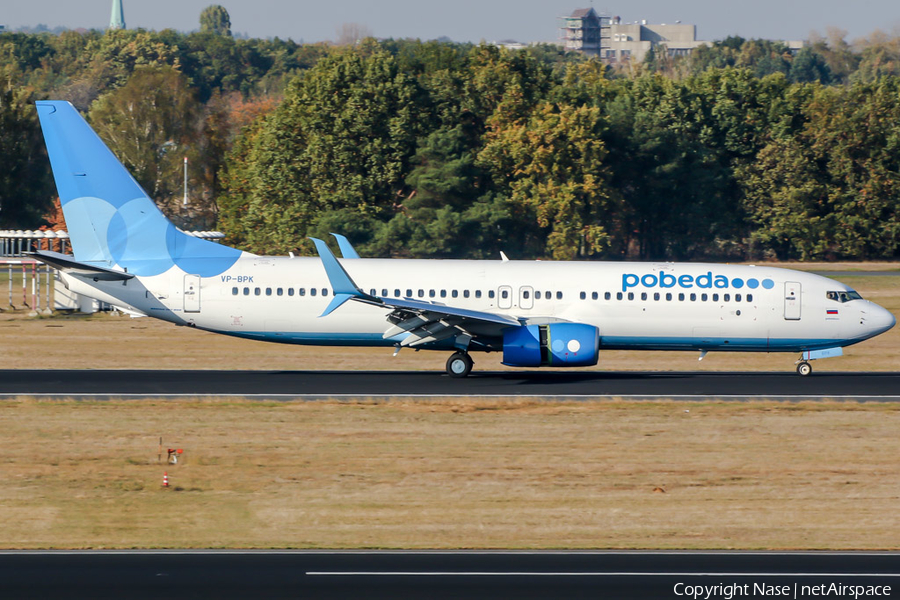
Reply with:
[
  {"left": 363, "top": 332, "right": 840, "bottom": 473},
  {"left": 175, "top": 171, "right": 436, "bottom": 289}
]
[{"left": 31, "top": 100, "right": 896, "bottom": 378}]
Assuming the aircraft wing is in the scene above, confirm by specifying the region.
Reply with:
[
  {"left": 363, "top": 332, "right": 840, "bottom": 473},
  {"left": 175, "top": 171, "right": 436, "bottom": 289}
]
[
  {"left": 309, "top": 237, "right": 522, "bottom": 349},
  {"left": 27, "top": 250, "right": 135, "bottom": 281}
]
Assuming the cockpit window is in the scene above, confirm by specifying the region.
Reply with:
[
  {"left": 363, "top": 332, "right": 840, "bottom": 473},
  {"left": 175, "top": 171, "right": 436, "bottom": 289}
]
[{"left": 826, "top": 290, "right": 863, "bottom": 303}]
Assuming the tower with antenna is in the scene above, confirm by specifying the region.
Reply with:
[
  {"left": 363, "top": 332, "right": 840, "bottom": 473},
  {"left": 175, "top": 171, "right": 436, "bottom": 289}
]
[{"left": 109, "top": 0, "right": 126, "bottom": 30}]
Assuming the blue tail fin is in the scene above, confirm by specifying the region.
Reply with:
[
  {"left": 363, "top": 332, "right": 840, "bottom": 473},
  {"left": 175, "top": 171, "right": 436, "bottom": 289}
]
[{"left": 36, "top": 101, "right": 241, "bottom": 277}]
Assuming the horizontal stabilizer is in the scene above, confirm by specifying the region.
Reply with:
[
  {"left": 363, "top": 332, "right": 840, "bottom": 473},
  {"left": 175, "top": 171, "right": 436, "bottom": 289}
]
[{"left": 27, "top": 250, "right": 134, "bottom": 281}]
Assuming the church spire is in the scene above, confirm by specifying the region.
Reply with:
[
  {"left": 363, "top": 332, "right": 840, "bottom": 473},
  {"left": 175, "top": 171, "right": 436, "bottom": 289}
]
[{"left": 109, "top": 0, "right": 126, "bottom": 30}]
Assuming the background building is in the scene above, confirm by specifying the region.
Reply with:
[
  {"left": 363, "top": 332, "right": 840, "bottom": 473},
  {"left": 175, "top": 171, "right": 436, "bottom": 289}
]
[
  {"left": 559, "top": 8, "right": 610, "bottom": 57},
  {"left": 607, "top": 17, "right": 707, "bottom": 63},
  {"left": 109, "top": 0, "right": 125, "bottom": 30}
]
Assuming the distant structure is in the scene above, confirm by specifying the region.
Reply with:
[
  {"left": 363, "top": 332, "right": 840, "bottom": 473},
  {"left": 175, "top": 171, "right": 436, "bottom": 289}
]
[
  {"left": 559, "top": 8, "right": 610, "bottom": 57},
  {"left": 109, "top": 0, "right": 126, "bottom": 30},
  {"left": 0, "top": 25, "right": 6, "bottom": 33},
  {"left": 607, "top": 16, "right": 707, "bottom": 63}
]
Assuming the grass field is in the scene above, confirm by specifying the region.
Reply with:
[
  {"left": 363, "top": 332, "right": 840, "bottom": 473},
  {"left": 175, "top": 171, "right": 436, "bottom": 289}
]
[
  {"left": 2, "top": 398, "right": 899, "bottom": 550},
  {"left": 1, "top": 265, "right": 898, "bottom": 549}
]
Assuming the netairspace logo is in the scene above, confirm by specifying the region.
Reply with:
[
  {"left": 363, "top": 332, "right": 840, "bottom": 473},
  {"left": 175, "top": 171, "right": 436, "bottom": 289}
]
[
  {"left": 622, "top": 272, "right": 776, "bottom": 293},
  {"left": 673, "top": 582, "right": 892, "bottom": 600}
]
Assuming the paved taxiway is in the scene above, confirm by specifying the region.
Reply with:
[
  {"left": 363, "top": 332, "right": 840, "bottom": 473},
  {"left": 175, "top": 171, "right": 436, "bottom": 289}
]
[
  {"left": 1, "top": 369, "right": 899, "bottom": 399},
  {"left": 1, "top": 551, "right": 898, "bottom": 599}
]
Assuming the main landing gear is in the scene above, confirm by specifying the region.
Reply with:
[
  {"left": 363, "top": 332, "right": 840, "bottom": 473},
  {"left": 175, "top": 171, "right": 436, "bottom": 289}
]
[
  {"left": 796, "top": 361, "right": 812, "bottom": 376},
  {"left": 446, "top": 351, "right": 473, "bottom": 378}
]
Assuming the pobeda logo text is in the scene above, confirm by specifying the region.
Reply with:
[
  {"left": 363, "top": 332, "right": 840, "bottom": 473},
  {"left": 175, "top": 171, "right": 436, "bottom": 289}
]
[{"left": 622, "top": 272, "right": 775, "bottom": 293}]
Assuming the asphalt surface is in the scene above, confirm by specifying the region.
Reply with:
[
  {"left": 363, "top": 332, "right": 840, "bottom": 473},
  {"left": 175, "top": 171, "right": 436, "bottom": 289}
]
[
  {"left": 1, "top": 369, "right": 899, "bottom": 399},
  {"left": 1, "top": 551, "right": 897, "bottom": 599}
]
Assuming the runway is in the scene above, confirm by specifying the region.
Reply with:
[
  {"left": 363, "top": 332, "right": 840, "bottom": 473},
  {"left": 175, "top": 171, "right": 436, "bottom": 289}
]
[
  {"left": 0, "top": 550, "right": 897, "bottom": 599},
  {"left": 2, "top": 369, "right": 900, "bottom": 399}
]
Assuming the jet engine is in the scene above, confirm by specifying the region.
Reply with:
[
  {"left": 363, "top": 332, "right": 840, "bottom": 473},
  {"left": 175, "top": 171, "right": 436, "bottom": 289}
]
[{"left": 502, "top": 323, "right": 599, "bottom": 367}]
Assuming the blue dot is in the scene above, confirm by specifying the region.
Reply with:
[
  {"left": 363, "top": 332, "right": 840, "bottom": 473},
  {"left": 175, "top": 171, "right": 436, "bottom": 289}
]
[
  {"left": 731, "top": 278, "right": 744, "bottom": 289},
  {"left": 762, "top": 279, "right": 775, "bottom": 289},
  {"left": 747, "top": 278, "right": 759, "bottom": 289}
]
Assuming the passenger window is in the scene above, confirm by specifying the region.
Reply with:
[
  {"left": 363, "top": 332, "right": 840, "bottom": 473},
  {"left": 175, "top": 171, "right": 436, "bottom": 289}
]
[
  {"left": 486, "top": 290, "right": 492, "bottom": 299},
  {"left": 476, "top": 290, "right": 483, "bottom": 299},
  {"left": 736, "top": 293, "right": 742, "bottom": 302},
  {"left": 747, "top": 294, "right": 753, "bottom": 302},
  {"left": 580, "top": 291, "right": 586, "bottom": 300},
  {"left": 666, "top": 293, "right": 672, "bottom": 301},
  {"left": 654, "top": 292, "right": 660, "bottom": 301},
  {"left": 429, "top": 290, "right": 435, "bottom": 298},
  {"left": 394, "top": 289, "right": 401, "bottom": 297},
  {"left": 523, "top": 291, "right": 530, "bottom": 299},
  {"left": 288, "top": 288, "right": 294, "bottom": 296},
  {"left": 382, "top": 289, "right": 388, "bottom": 297},
  {"left": 616, "top": 292, "right": 623, "bottom": 300},
  {"left": 501, "top": 290, "right": 509, "bottom": 299},
  {"left": 678, "top": 293, "right": 685, "bottom": 301},
  {"left": 277, "top": 288, "right": 283, "bottom": 296},
  {"left": 545, "top": 291, "right": 551, "bottom": 299},
  {"left": 592, "top": 292, "right": 598, "bottom": 300},
  {"left": 232, "top": 287, "right": 238, "bottom": 295},
  {"left": 452, "top": 290, "right": 458, "bottom": 298},
  {"left": 690, "top": 293, "right": 696, "bottom": 301},
  {"left": 712, "top": 293, "right": 719, "bottom": 302},
  {"left": 536, "top": 291, "right": 542, "bottom": 299},
  {"left": 370, "top": 289, "right": 376, "bottom": 296},
  {"left": 556, "top": 292, "right": 563, "bottom": 300},
  {"left": 299, "top": 288, "right": 305, "bottom": 296},
  {"left": 406, "top": 289, "right": 412, "bottom": 297},
  {"left": 463, "top": 290, "right": 470, "bottom": 298},
  {"left": 322, "top": 288, "right": 329, "bottom": 296},
  {"left": 641, "top": 292, "right": 647, "bottom": 301},
  {"left": 418, "top": 289, "right": 424, "bottom": 298},
  {"left": 701, "top": 293, "right": 707, "bottom": 301},
  {"left": 724, "top": 294, "right": 730, "bottom": 302},
  {"left": 266, "top": 288, "right": 272, "bottom": 296},
  {"left": 243, "top": 287, "right": 250, "bottom": 296},
  {"left": 605, "top": 292, "right": 611, "bottom": 300},
  {"left": 627, "top": 292, "right": 634, "bottom": 301},
  {"left": 255, "top": 287, "right": 261, "bottom": 296},
  {"left": 440, "top": 290, "right": 447, "bottom": 298}
]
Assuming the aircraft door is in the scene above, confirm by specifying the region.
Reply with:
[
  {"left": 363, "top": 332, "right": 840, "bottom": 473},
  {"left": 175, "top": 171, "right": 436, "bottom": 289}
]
[
  {"left": 184, "top": 274, "right": 201, "bottom": 313},
  {"left": 498, "top": 285, "right": 513, "bottom": 309},
  {"left": 519, "top": 286, "right": 534, "bottom": 310},
  {"left": 784, "top": 281, "right": 801, "bottom": 320}
]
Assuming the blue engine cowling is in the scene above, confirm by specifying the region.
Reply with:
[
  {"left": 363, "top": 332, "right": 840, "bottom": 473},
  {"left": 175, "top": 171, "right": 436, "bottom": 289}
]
[{"left": 502, "top": 323, "right": 599, "bottom": 367}]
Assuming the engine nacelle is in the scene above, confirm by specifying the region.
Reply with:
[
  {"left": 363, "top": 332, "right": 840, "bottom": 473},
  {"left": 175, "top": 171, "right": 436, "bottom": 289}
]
[{"left": 502, "top": 323, "right": 599, "bottom": 367}]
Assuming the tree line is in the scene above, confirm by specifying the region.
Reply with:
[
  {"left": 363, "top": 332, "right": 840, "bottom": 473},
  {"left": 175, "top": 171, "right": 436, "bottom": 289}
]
[{"left": 2, "top": 23, "right": 900, "bottom": 261}]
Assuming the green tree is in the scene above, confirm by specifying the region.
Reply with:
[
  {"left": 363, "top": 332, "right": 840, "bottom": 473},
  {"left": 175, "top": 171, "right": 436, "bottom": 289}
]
[
  {"left": 88, "top": 66, "right": 207, "bottom": 226},
  {"left": 200, "top": 5, "right": 232, "bottom": 37},
  {"left": 478, "top": 103, "right": 616, "bottom": 260},
  {"left": 218, "top": 45, "right": 428, "bottom": 255},
  {"left": 0, "top": 89, "right": 55, "bottom": 227}
]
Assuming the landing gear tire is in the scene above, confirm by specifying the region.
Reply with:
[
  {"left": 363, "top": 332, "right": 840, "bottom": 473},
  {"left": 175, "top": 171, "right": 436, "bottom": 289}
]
[
  {"left": 446, "top": 352, "right": 473, "bottom": 378},
  {"left": 797, "top": 361, "right": 812, "bottom": 376}
]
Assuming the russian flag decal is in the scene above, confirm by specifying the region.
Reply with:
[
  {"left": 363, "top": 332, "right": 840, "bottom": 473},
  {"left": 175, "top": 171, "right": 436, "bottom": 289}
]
[{"left": 826, "top": 309, "right": 839, "bottom": 315}]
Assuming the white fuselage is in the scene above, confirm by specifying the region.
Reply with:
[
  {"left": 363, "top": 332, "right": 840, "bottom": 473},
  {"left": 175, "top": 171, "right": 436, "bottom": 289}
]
[{"left": 61, "top": 256, "right": 896, "bottom": 354}]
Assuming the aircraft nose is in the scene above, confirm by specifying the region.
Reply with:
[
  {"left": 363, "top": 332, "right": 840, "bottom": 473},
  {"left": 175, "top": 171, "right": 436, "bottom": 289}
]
[{"left": 869, "top": 303, "right": 896, "bottom": 335}]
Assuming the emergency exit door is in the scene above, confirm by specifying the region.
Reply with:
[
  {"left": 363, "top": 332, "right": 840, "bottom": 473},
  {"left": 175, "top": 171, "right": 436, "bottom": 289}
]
[
  {"left": 784, "top": 281, "right": 801, "bottom": 320},
  {"left": 184, "top": 274, "right": 201, "bottom": 313}
]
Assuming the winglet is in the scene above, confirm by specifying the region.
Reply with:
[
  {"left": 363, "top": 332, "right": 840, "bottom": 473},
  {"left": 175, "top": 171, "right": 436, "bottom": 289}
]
[
  {"left": 331, "top": 233, "right": 361, "bottom": 259},
  {"left": 309, "top": 237, "right": 376, "bottom": 317}
]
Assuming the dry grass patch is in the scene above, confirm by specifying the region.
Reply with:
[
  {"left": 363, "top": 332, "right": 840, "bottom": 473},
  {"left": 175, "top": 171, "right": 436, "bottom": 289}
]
[{"left": 1, "top": 398, "right": 899, "bottom": 549}]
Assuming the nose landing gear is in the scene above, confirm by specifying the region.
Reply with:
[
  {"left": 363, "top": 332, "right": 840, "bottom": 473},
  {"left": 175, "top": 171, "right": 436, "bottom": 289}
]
[{"left": 446, "top": 352, "right": 473, "bottom": 378}]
